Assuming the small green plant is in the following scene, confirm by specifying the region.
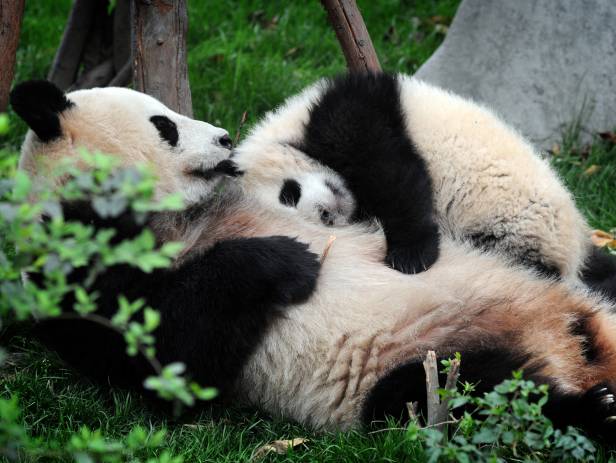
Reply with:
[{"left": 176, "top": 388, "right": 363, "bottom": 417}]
[
  {"left": 405, "top": 370, "right": 596, "bottom": 462},
  {"left": 0, "top": 146, "right": 214, "bottom": 461}
]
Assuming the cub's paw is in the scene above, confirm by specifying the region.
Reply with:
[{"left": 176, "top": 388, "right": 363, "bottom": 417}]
[
  {"left": 257, "top": 236, "right": 321, "bottom": 305},
  {"left": 214, "top": 159, "right": 243, "bottom": 177},
  {"left": 385, "top": 240, "right": 439, "bottom": 275}
]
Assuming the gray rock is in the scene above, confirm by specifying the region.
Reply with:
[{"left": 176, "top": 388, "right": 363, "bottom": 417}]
[{"left": 415, "top": 0, "right": 616, "bottom": 149}]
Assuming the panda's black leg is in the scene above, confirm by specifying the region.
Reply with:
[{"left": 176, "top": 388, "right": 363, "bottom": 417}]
[
  {"left": 468, "top": 231, "right": 561, "bottom": 279},
  {"left": 581, "top": 247, "right": 616, "bottom": 303},
  {"left": 362, "top": 347, "right": 530, "bottom": 426}
]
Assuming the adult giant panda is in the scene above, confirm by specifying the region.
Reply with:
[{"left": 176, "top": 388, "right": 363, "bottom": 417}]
[
  {"left": 11, "top": 80, "right": 616, "bottom": 439},
  {"left": 230, "top": 73, "right": 592, "bottom": 285}
]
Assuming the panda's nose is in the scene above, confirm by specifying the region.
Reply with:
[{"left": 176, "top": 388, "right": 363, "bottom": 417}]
[{"left": 218, "top": 134, "right": 233, "bottom": 150}]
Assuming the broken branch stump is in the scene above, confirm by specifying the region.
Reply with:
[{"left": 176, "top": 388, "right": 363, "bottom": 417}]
[{"left": 422, "top": 350, "right": 461, "bottom": 432}]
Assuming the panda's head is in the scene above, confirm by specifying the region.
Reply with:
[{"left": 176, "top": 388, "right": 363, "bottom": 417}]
[
  {"left": 231, "top": 142, "right": 355, "bottom": 227},
  {"left": 11, "top": 80, "right": 233, "bottom": 204}
]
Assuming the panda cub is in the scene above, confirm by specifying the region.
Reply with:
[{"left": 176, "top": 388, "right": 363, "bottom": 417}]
[
  {"left": 229, "top": 72, "right": 592, "bottom": 283},
  {"left": 223, "top": 73, "right": 440, "bottom": 275}
]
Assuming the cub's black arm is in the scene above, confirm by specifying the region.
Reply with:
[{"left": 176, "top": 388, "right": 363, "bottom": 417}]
[{"left": 298, "top": 73, "right": 440, "bottom": 274}]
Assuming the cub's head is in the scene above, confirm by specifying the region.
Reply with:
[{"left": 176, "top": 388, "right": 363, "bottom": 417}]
[
  {"left": 11, "top": 80, "right": 233, "bottom": 204},
  {"left": 232, "top": 142, "right": 355, "bottom": 227}
]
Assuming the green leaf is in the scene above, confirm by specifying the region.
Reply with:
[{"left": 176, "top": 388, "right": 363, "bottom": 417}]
[
  {"left": 0, "top": 113, "right": 9, "bottom": 135},
  {"left": 190, "top": 384, "right": 218, "bottom": 401},
  {"left": 144, "top": 308, "right": 161, "bottom": 332},
  {"left": 160, "top": 242, "right": 184, "bottom": 257},
  {"left": 11, "top": 171, "right": 31, "bottom": 201},
  {"left": 472, "top": 427, "right": 498, "bottom": 444}
]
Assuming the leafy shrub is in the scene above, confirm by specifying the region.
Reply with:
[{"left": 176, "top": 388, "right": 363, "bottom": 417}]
[
  {"left": 0, "top": 147, "right": 213, "bottom": 461},
  {"left": 405, "top": 371, "right": 596, "bottom": 462}
]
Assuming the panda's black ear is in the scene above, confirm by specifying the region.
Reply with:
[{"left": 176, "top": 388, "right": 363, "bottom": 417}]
[{"left": 10, "top": 80, "right": 75, "bottom": 142}]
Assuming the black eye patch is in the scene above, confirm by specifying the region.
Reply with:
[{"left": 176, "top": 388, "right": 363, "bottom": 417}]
[
  {"left": 279, "top": 179, "right": 302, "bottom": 207},
  {"left": 150, "top": 115, "right": 179, "bottom": 147}
]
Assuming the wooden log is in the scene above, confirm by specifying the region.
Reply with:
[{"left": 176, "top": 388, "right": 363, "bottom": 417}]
[
  {"left": 131, "top": 0, "right": 193, "bottom": 117},
  {"left": 47, "top": 0, "right": 98, "bottom": 90},
  {"left": 0, "top": 0, "right": 25, "bottom": 113},
  {"left": 320, "top": 0, "right": 381, "bottom": 73}
]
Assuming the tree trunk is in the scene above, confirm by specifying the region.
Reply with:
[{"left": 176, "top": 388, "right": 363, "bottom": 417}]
[
  {"left": 320, "top": 0, "right": 381, "bottom": 73},
  {"left": 131, "top": 0, "right": 193, "bottom": 117},
  {"left": 0, "top": 0, "right": 25, "bottom": 113},
  {"left": 47, "top": 0, "right": 99, "bottom": 90}
]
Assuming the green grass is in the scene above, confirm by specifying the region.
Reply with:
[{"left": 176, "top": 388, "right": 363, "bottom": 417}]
[{"left": 2, "top": 0, "right": 616, "bottom": 461}]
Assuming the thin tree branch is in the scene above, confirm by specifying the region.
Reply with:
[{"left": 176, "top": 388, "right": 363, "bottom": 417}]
[
  {"left": 436, "top": 357, "right": 460, "bottom": 430},
  {"left": 47, "top": 0, "right": 98, "bottom": 90},
  {"left": 109, "top": 60, "right": 133, "bottom": 87},
  {"left": 320, "top": 0, "right": 381, "bottom": 73},
  {"left": 54, "top": 312, "right": 163, "bottom": 375}
]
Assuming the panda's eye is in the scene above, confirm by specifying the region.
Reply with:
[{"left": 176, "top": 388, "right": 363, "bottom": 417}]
[
  {"left": 279, "top": 179, "right": 302, "bottom": 207},
  {"left": 150, "top": 115, "right": 179, "bottom": 147}
]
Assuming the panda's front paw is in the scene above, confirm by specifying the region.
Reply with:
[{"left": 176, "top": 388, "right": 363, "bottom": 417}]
[
  {"left": 259, "top": 236, "right": 321, "bottom": 305},
  {"left": 385, "top": 240, "right": 439, "bottom": 275},
  {"left": 214, "top": 159, "right": 243, "bottom": 177}
]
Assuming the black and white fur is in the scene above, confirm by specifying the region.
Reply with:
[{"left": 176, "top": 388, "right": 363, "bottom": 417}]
[
  {"left": 13, "top": 80, "right": 616, "bottom": 440},
  {"left": 292, "top": 73, "right": 440, "bottom": 274},
  {"left": 231, "top": 73, "right": 593, "bottom": 284}
]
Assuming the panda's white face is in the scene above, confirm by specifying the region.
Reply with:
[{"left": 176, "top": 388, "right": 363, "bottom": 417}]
[
  {"left": 283, "top": 170, "right": 355, "bottom": 227},
  {"left": 232, "top": 142, "right": 355, "bottom": 227},
  {"left": 17, "top": 84, "right": 232, "bottom": 205}
]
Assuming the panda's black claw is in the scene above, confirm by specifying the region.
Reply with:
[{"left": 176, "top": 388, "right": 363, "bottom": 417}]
[{"left": 581, "top": 383, "right": 616, "bottom": 430}]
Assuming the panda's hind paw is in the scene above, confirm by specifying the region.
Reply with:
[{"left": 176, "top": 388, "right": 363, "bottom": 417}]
[{"left": 584, "top": 384, "right": 616, "bottom": 420}]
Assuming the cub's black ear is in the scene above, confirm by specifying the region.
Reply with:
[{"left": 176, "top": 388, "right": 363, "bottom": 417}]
[{"left": 10, "top": 80, "right": 75, "bottom": 142}]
